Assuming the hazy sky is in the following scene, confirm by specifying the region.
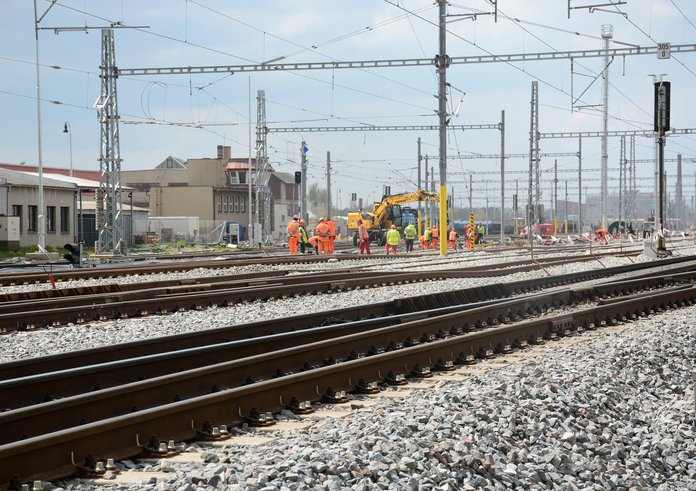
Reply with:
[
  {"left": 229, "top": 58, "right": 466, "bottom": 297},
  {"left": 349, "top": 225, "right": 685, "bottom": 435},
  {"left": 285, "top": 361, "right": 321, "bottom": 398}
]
[{"left": 2, "top": 1, "right": 696, "bottom": 209}]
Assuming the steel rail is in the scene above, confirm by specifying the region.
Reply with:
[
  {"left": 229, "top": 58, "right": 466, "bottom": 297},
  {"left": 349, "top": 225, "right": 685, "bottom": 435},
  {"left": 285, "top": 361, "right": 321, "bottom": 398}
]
[
  {"left": 2, "top": 285, "right": 694, "bottom": 486},
  {"left": 0, "top": 270, "right": 463, "bottom": 333},
  {"left": 0, "top": 269, "right": 417, "bottom": 316},
  {"left": 2, "top": 254, "right": 695, "bottom": 380},
  {"left": 0, "top": 289, "right": 563, "bottom": 413},
  {"left": 0, "top": 247, "right": 633, "bottom": 288},
  {"left": 0, "top": 253, "right": 630, "bottom": 333},
  {"left": 0, "top": 252, "right": 399, "bottom": 287},
  {"left": 2, "top": 272, "right": 690, "bottom": 440}
]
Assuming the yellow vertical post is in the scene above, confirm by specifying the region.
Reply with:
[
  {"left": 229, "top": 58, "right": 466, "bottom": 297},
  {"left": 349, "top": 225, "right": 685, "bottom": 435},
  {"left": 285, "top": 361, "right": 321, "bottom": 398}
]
[
  {"left": 417, "top": 210, "right": 422, "bottom": 238},
  {"left": 439, "top": 186, "right": 448, "bottom": 255},
  {"left": 469, "top": 210, "right": 475, "bottom": 250}
]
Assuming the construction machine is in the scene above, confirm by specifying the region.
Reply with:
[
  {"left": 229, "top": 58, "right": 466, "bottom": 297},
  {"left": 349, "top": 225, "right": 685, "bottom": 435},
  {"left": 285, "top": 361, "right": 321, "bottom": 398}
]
[{"left": 347, "top": 190, "right": 439, "bottom": 245}]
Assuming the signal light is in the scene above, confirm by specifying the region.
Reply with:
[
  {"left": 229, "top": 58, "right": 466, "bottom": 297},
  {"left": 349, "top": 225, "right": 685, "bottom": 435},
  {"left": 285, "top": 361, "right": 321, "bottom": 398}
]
[
  {"left": 294, "top": 171, "right": 302, "bottom": 184},
  {"left": 63, "top": 242, "right": 82, "bottom": 265}
]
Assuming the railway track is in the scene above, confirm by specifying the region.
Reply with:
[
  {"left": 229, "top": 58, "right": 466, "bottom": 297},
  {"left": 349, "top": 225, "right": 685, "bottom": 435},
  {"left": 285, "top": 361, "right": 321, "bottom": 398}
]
[
  {"left": 0, "top": 250, "right": 647, "bottom": 333},
  {"left": 1, "top": 256, "right": 696, "bottom": 487},
  {"left": 0, "top": 252, "right": 640, "bottom": 333}
]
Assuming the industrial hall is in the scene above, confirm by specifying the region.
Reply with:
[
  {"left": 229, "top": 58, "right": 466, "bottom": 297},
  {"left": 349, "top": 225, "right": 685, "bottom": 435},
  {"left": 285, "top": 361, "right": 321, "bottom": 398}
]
[{"left": 0, "top": 145, "right": 298, "bottom": 249}]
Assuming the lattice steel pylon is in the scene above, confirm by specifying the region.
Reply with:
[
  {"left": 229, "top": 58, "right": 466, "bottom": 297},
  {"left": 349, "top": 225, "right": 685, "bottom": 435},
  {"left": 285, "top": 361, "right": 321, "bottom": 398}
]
[
  {"left": 94, "top": 28, "right": 124, "bottom": 255},
  {"left": 528, "top": 81, "right": 540, "bottom": 233},
  {"left": 255, "top": 90, "right": 272, "bottom": 244}
]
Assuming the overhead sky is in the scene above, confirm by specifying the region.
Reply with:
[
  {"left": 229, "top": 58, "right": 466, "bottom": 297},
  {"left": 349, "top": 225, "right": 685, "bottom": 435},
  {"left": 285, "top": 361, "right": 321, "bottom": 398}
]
[{"left": 2, "top": 0, "right": 696, "bottom": 210}]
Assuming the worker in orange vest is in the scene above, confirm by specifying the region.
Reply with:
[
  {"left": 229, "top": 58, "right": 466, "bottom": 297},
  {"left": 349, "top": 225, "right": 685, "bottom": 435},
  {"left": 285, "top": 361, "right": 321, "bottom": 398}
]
[
  {"left": 315, "top": 217, "right": 330, "bottom": 254},
  {"left": 431, "top": 225, "right": 439, "bottom": 249},
  {"left": 357, "top": 218, "right": 371, "bottom": 255},
  {"left": 326, "top": 216, "right": 336, "bottom": 254},
  {"left": 287, "top": 215, "right": 300, "bottom": 254},
  {"left": 308, "top": 235, "right": 320, "bottom": 254},
  {"left": 448, "top": 227, "right": 458, "bottom": 250}
]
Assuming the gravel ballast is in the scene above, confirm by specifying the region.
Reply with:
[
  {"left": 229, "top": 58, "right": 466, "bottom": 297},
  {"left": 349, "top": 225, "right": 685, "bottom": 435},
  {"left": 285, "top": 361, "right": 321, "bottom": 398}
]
[{"left": 3, "top": 247, "right": 694, "bottom": 490}]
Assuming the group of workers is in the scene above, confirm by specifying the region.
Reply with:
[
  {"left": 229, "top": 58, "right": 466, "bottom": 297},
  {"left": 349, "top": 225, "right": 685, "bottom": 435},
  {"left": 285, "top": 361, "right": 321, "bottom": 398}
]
[
  {"left": 287, "top": 215, "right": 337, "bottom": 255},
  {"left": 360, "top": 220, "right": 460, "bottom": 255},
  {"left": 291, "top": 215, "right": 470, "bottom": 255}
]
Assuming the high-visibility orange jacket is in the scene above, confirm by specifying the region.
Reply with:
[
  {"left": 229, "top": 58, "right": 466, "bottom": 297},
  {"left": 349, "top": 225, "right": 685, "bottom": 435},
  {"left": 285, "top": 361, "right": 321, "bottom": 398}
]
[
  {"left": 316, "top": 222, "right": 330, "bottom": 238},
  {"left": 326, "top": 220, "right": 336, "bottom": 237},
  {"left": 287, "top": 220, "right": 300, "bottom": 238},
  {"left": 432, "top": 227, "right": 439, "bottom": 238},
  {"left": 449, "top": 229, "right": 457, "bottom": 242},
  {"left": 358, "top": 224, "right": 369, "bottom": 240}
]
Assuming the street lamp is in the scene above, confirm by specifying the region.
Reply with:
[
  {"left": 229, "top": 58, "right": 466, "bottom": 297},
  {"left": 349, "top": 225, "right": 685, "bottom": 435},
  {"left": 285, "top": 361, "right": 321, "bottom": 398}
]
[{"left": 63, "top": 122, "right": 73, "bottom": 177}]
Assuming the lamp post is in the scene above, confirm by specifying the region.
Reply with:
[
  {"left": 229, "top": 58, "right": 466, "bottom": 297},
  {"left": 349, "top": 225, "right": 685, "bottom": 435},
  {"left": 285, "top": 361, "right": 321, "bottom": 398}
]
[{"left": 63, "top": 122, "right": 73, "bottom": 177}]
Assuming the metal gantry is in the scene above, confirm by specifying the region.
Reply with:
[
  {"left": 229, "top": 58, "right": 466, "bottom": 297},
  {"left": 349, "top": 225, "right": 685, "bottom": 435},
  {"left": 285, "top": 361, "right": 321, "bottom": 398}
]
[
  {"left": 117, "top": 44, "right": 696, "bottom": 76},
  {"left": 91, "top": 9, "right": 696, "bottom": 252}
]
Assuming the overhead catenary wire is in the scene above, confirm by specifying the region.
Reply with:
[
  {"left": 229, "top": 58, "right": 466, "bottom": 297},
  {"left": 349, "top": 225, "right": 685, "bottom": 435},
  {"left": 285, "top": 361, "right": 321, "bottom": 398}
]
[{"left": 6, "top": 1, "right": 696, "bottom": 204}]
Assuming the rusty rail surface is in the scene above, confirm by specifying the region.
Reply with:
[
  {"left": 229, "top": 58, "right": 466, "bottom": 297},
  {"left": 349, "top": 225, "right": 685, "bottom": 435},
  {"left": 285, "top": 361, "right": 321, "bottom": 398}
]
[
  {"left": 0, "top": 247, "right": 638, "bottom": 287},
  {"left": 2, "top": 271, "right": 690, "bottom": 442},
  {"left": 0, "top": 253, "right": 401, "bottom": 287},
  {"left": 2, "top": 255, "right": 695, "bottom": 381},
  {"left": 0, "top": 250, "right": 668, "bottom": 335},
  {"left": 4, "top": 269, "right": 695, "bottom": 416},
  {"left": 3, "top": 252, "right": 695, "bottom": 381},
  {"left": 1, "top": 283, "right": 694, "bottom": 487}
]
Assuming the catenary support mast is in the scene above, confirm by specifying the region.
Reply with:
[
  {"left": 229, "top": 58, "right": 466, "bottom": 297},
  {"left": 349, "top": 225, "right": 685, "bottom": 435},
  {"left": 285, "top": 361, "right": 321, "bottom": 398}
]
[
  {"left": 95, "top": 28, "right": 123, "bottom": 255},
  {"left": 600, "top": 25, "right": 613, "bottom": 230},
  {"left": 437, "top": 0, "right": 448, "bottom": 255}
]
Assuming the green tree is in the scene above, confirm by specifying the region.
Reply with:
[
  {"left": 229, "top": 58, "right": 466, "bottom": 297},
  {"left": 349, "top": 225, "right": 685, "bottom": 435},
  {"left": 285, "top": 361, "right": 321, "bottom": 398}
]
[{"left": 307, "top": 183, "right": 328, "bottom": 216}]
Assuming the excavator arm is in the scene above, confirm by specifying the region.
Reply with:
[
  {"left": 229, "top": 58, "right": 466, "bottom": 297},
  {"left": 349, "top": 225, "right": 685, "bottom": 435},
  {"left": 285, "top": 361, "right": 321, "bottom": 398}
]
[{"left": 372, "top": 189, "right": 438, "bottom": 228}]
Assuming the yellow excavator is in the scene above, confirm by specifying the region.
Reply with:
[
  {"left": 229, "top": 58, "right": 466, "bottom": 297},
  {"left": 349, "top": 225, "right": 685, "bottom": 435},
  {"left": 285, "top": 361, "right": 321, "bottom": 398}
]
[{"left": 347, "top": 190, "right": 439, "bottom": 245}]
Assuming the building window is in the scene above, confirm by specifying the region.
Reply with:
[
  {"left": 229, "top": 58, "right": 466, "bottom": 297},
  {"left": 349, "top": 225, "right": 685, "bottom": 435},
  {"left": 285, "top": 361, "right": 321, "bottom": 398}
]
[
  {"left": 46, "top": 206, "right": 56, "bottom": 232},
  {"left": 11, "top": 205, "right": 22, "bottom": 232},
  {"left": 229, "top": 172, "right": 238, "bottom": 185},
  {"left": 240, "top": 196, "right": 245, "bottom": 213},
  {"left": 223, "top": 196, "right": 228, "bottom": 213},
  {"left": 28, "top": 205, "right": 37, "bottom": 232},
  {"left": 234, "top": 196, "right": 239, "bottom": 213},
  {"left": 60, "top": 206, "right": 70, "bottom": 233},
  {"left": 216, "top": 196, "right": 222, "bottom": 213}
]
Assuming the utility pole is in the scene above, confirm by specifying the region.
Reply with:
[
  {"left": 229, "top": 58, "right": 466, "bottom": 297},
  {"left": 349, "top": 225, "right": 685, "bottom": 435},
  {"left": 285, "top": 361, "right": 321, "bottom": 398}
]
[
  {"left": 431, "top": 166, "right": 436, "bottom": 228},
  {"left": 424, "top": 157, "right": 429, "bottom": 228},
  {"left": 528, "top": 81, "right": 539, "bottom": 242},
  {"left": 600, "top": 24, "right": 613, "bottom": 230},
  {"left": 301, "top": 141, "right": 308, "bottom": 224},
  {"left": 500, "top": 110, "right": 505, "bottom": 244},
  {"left": 417, "top": 137, "right": 422, "bottom": 236},
  {"left": 515, "top": 179, "right": 519, "bottom": 235},
  {"left": 565, "top": 180, "right": 568, "bottom": 233},
  {"left": 248, "top": 77, "right": 254, "bottom": 244},
  {"left": 436, "top": 0, "right": 449, "bottom": 255},
  {"left": 33, "top": 0, "right": 52, "bottom": 253},
  {"left": 655, "top": 80, "right": 671, "bottom": 253},
  {"left": 578, "top": 135, "right": 583, "bottom": 236},
  {"left": 554, "top": 159, "right": 558, "bottom": 235},
  {"left": 469, "top": 173, "right": 473, "bottom": 217},
  {"left": 326, "top": 151, "right": 332, "bottom": 219},
  {"left": 619, "top": 135, "right": 625, "bottom": 235},
  {"left": 649, "top": 74, "right": 667, "bottom": 228}
]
